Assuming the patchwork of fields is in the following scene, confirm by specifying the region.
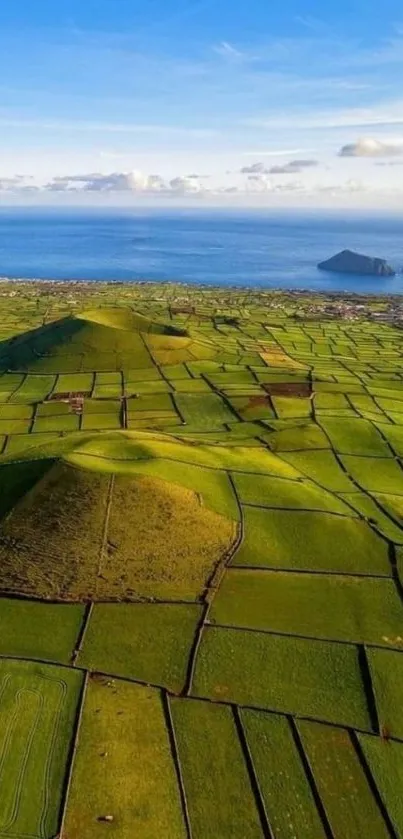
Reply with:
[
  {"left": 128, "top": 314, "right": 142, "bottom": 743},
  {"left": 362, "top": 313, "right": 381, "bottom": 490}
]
[{"left": 0, "top": 281, "right": 402, "bottom": 837}]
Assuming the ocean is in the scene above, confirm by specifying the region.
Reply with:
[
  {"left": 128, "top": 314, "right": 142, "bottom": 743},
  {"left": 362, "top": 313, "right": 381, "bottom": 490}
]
[{"left": 0, "top": 207, "right": 402, "bottom": 294}]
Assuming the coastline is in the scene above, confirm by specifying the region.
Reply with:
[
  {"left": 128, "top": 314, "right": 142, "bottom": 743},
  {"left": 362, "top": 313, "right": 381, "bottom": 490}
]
[{"left": 0, "top": 274, "right": 403, "bottom": 300}]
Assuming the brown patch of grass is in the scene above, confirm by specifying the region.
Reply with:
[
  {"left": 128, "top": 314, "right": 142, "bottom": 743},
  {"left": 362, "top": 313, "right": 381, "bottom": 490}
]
[{"left": 262, "top": 382, "right": 312, "bottom": 398}]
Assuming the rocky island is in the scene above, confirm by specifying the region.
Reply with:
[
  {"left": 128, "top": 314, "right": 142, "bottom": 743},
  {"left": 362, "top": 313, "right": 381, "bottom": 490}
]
[{"left": 318, "top": 249, "right": 395, "bottom": 277}]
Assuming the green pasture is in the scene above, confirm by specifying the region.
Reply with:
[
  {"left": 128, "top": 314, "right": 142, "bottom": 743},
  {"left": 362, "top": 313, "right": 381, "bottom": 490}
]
[
  {"left": 233, "top": 472, "right": 354, "bottom": 515},
  {"left": 64, "top": 679, "right": 187, "bottom": 839},
  {"left": 0, "top": 658, "right": 83, "bottom": 838},
  {"left": 211, "top": 569, "right": 403, "bottom": 646},
  {"left": 0, "top": 287, "right": 401, "bottom": 837},
  {"left": 0, "top": 598, "right": 84, "bottom": 662},
  {"left": 358, "top": 736, "right": 403, "bottom": 837},
  {"left": 367, "top": 648, "right": 403, "bottom": 739},
  {"left": 319, "top": 417, "right": 392, "bottom": 457},
  {"left": 298, "top": 721, "right": 390, "bottom": 838},
  {"left": 242, "top": 710, "right": 327, "bottom": 839},
  {"left": 280, "top": 449, "right": 358, "bottom": 491},
  {"left": 193, "top": 626, "right": 371, "bottom": 729},
  {"left": 79, "top": 603, "right": 202, "bottom": 691},
  {"left": 171, "top": 698, "right": 263, "bottom": 839}
]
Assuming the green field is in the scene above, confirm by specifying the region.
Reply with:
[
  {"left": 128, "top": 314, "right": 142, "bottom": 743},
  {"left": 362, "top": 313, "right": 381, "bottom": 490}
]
[
  {"left": 0, "top": 658, "right": 83, "bottom": 838},
  {"left": 171, "top": 698, "right": 263, "bottom": 838},
  {"left": 0, "top": 281, "right": 402, "bottom": 837},
  {"left": 64, "top": 678, "right": 187, "bottom": 838}
]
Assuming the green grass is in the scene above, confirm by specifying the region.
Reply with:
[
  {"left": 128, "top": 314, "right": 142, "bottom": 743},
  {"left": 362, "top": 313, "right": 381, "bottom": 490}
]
[
  {"left": 280, "top": 449, "right": 358, "bottom": 491},
  {"left": 314, "top": 391, "right": 351, "bottom": 411},
  {"left": 339, "top": 491, "right": 403, "bottom": 543},
  {"left": 298, "top": 721, "right": 390, "bottom": 838},
  {"left": 3, "top": 431, "right": 62, "bottom": 457},
  {"left": 81, "top": 411, "right": 121, "bottom": 430},
  {"left": 127, "top": 393, "right": 174, "bottom": 412},
  {"left": 0, "top": 417, "right": 32, "bottom": 434},
  {"left": 170, "top": 698, "right": 263, "bottom": 839},
  {"left": 232, "top": 507, "right": 389, "bottom": 574},
  {"left": 374, "top": 422, "right": 403, "bottom": 456},
  {"left": 64, "top": 429, "right": 298, "bottom": 477},
  {"left": 272, "top": 396, "right": 312, "bottom": 419},
  {"left": 174, "top": 393, "right": 235, "bottom": 428},
  {"left": 84, "top": 398, "right": 121, "bottom": 413},
  {"left": 0, "top": 403, "right": 33, "bottom": 419},
  {"left": 125, "top": 378, "right": 173, "bottom": 394},
  {"left": 192, "top": 626, "right": 371, "bottom": 729},
  {"left": 37, "top": 400, "right": 71, "bottom": 416},
  {"left": 233, "top": 472, "right": 354, "bottom": 515},
  {"left": 350, "top": 394, "right": 384, "bottom": 419},
  {"left": 105, "top": 473, "right": 236, "bottom": 600},
  {"left": 56, "top": 371, "right": 94, "bottom": 392},
  {"left": 367, "top": 648, "right": 403, "bottom": 739},
  {"left": 64, "top": 679, "right": 187, "bottom": 839},
  {"left": 79, "top": 603, "right": 202, "bottom": 691},
  {"left": 0, "top": 598, "right": 84, "bottom": 662},
  {"left": 0, "top": 658, "right": 83, "bottom": 838},
  {"left": 373, "top": 492, "right": 403, "bottom": 524},
  {"left": 124, "top": 366, "right": 161, "bottom": 382},
  {"left": 33, "top": 413, "right": 80, "bottom": 433},
  {"left": 9, "top": 374, "right": 56, "bottom": 402},
  {"left": 172, "top": 377, "right": 212, "bottom": 393},
  {"left": 211, "top": 569, "right": 403, "bottom": 646},
  {"left": 105, "top": 456, "right": 240, "bottom": 519},
  {"left": 267, "top": 422, "right": 331, "bottom": 451},
  {"left": 242, "top": 710, "right": 327, "bottom": 839},
  {"left": 0, "top": 373, "right": 25, "bottom": 400},
  {"left": 341, "top": 456, "right": 403, "bottom": 494},
  {"left": 319, "top": 418, "right": 392, "bottom": 457},
  {"left": 358, "top": 736, "right": 403, "bottom": 838}
]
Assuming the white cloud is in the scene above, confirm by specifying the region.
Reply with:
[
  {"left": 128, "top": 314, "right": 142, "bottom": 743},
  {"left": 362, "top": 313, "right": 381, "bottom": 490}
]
[
  {"left": 246, "top": 174, "right": 273, "bottom": 192},
  {"left": 338, "top": 137, "right": 403, "bottom": 157},
  {"left": 241, "top": 159, "right": 318, "bottom": 175},
  {"left": 46, "top": 171, "right": 165, "bottom": 192},
  {"left": 0, "top": 175, "right": 39, "bottom": 192},
  {"left": 213, "top": 41, "right": 244, "bottom": 60},
  {"left": 44, "top": 170, "right": 207, "bottom": 196},
  {"left": 318, "top": 179, "right": 366, "bottom": 194},
  {"left": 169, "top": 175, "right": 205, "bottom": 193},
  {"left": 241, "top": 162, "right": 269, "bottom": 174},
  {"left": 245, "top": 174, "right": 306, "bottom": 194},
  {"left": 269, "top": 159, "right": 318, "bottom": 174}
]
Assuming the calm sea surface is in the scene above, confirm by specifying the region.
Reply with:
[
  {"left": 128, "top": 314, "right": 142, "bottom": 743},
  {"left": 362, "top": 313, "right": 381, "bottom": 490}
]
[{"left": 0, "top": 208, "right": 402, "bottom": 294}]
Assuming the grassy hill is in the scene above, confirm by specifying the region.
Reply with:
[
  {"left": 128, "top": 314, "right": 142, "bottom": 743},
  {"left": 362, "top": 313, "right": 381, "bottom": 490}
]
[
  {"left": 0, "top": 287, "right": 402, "bottom": 838},
  {"left": 0, "top": 306, "right": 219, "bottom": 371}
]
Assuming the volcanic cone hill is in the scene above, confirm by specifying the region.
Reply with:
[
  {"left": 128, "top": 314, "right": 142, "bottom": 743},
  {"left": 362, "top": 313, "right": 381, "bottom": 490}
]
[
  {"left": 0, "top": 439, "right": 237, "bottom": 602},
  {"left": 0, "top": 307, "right": 219, "bottom": 372}
]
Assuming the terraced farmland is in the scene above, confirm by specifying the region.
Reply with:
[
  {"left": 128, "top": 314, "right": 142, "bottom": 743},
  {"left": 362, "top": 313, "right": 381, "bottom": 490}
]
[{"left": 0, "top": 281, "right": 402, "bottom": 837}]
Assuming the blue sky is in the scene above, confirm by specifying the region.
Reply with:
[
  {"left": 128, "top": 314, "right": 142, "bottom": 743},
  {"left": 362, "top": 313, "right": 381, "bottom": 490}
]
[{"left": 1, "top": 0, "right": 403, "bottom": 206}]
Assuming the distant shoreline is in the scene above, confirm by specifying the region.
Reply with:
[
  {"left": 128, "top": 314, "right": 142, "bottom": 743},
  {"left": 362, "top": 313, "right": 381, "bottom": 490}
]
[{"left": 0, "top": 274, "right": 402, "bottom": 300}]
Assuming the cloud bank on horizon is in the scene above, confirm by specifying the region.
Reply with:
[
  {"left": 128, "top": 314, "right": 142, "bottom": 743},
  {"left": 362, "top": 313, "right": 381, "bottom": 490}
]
[{"left": 0, "top": 0, "right": 403, "bottom": 207}]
